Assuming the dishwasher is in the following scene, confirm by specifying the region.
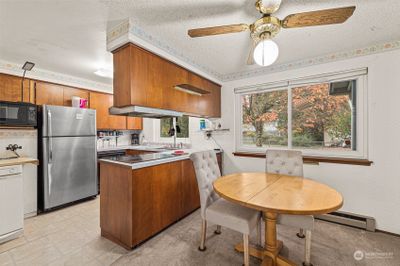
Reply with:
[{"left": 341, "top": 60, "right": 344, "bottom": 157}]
[{"left": 0, "top": 165, "right": 24, "bottom": 244}]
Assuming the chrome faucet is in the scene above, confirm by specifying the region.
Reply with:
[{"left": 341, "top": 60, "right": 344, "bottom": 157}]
[{"left": 173, "top": 117, "right": 177, "bottom": 148}]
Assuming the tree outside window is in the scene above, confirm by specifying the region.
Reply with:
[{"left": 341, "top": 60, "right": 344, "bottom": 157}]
[
  {"left": 241, "top": 82, "right": 355, "bottom": 151},
  {"left": 160, "top": 116, "right": 189, "bottom": 138}
]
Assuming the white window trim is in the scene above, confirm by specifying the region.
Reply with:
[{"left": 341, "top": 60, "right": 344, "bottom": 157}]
[{"left": 234, "top": 68, "right": 368, "bottom": 159}]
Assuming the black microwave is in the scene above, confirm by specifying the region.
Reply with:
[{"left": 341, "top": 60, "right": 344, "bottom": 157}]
[{"left": 0, "top": 101, "right": 37, "bottom": 127}]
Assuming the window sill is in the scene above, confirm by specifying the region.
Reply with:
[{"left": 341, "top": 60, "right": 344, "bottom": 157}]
[{"left": 232, "top": 152, "right": 373, "bottom": 166}]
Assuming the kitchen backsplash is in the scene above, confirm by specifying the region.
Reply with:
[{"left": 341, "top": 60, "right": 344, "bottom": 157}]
[
  {"left": 97, "top": 130, "right": 140, "bottom": 149},
  {"left": 141, "top": 117, "right": 226, "bottom": 151},
  {"left": 0, "top": 129, "right": 38, "bottom": 159}
]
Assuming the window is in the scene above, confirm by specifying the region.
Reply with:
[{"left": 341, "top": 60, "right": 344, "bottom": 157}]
[
  {"left": 160, "top": 116, "right": 189, "bottom": 138},
  {"left": 242, "top": 89, "right": 288, "bottom": 147},
  {"left": 235, "top": 69, "right": 367, "bottom": 158}
]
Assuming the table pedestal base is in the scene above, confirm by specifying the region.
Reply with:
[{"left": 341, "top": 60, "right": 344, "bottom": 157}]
[
  {"left": 235, "top": 241, "right": 295, "bottom": 266},
  {"left": 235, "top": 211, "right": 296, "bottom": 266}
]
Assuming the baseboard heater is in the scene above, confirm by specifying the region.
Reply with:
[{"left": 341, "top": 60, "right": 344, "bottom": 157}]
[{"left": 315, "top": 211, "right": 376, "bottom": 232}]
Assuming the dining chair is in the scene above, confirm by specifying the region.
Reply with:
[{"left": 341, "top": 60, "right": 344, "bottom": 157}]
[
  {"left": 190, "top": 150, "right": 261, "bottom": 266},
  {"left": 265, "top": 149, "right": 314, "bottom": 266}
]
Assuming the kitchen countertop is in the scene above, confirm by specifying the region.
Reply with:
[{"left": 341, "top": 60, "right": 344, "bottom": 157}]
[
  {"left": 99, "top": 148, "right": 222, "bottom": 169},
  {"left": 0, "top": 157, "right": 39, "bottom": 167}
]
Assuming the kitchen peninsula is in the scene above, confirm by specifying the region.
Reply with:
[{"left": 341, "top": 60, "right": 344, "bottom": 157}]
[{"left": 99, "top": 148, "right": 222, "bottom": 249}]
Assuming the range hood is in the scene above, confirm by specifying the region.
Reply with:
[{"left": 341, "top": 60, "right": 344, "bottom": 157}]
[{"left": 109, "top": 105, "right": 183, "bottom": 119}]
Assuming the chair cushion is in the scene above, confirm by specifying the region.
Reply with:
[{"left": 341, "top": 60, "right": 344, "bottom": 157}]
[
  {"left": 206, "top": 198, "right": 260, "bottom": 235},
  {"left": 278, "top": 214, "right": 314, "bottom": 231}
]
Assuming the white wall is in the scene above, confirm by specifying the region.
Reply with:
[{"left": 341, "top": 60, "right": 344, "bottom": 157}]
[{"left": 219, "top": 49, "right": 400, "bottom": 234}]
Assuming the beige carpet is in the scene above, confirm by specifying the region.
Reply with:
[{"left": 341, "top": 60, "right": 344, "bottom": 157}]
[{"left": 114, "top": 209, "right": 400, "bottom": 266}]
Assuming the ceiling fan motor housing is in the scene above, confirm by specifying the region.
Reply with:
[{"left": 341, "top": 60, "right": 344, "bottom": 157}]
[{"left": 250, "top": 16, "right": 281, "bottom": 42}]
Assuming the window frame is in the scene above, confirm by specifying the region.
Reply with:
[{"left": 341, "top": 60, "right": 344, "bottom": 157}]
[
  {"left": 154, "top": 117, "right": 190, "bottom": 143},
  {"left": 234, "top": 68, "right": 368, "bottom": 159}
]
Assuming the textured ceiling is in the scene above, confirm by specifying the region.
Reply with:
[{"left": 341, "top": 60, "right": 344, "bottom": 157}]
[{"left": 1, "top": 0, "right": 400, "bottom": 86}]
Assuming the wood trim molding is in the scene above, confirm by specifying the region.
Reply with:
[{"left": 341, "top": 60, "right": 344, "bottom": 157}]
[{"left": 232, "top": 152, "right": 373, "bottom": 166}]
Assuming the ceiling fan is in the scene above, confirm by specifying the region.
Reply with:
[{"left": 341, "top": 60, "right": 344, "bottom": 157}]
[{"left": 188, "top": 0, "right": 356, "bottom": 67}]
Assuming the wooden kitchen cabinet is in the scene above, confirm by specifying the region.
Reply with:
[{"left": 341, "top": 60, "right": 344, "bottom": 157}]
[
  {"left": 126, "top": 117, "right": 143, "bottom": 130},
  {"left": 112, "top": 43, "right": 221, "bottom": 118},
  {"left": 100, "top": 153, "right": 222, "bottom": 249},
  {"left": 180, "top": 159, "right": 200, "bottom": 216},
  {"left": 34, "top": 81, "right": 64, "bottom": 106},
  {"left": 131, "top": 161, "right": 182, "bottom": 244},
  {"left": 89, "top": 92, "right": 126, "bottom": 130},
  {"left": 0, "top": 73, "right": 32, "bottom": 103}
]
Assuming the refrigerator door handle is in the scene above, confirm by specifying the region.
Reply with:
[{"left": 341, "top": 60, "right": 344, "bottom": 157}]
[
  {"left": 47, "top": 110, "right": 53, "bottom": 163},
  {"left": 47, "top": 162, "right": 52, "bottom": 196}
]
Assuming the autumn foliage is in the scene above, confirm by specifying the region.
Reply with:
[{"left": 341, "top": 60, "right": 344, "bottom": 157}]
[{"left": 242, "top": 83, "right": 352, "bottom": 148}]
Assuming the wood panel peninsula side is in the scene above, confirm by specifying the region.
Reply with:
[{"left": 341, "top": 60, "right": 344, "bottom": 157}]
[{"left": 99, "top": 153, "right": 222, "bottom": 249}]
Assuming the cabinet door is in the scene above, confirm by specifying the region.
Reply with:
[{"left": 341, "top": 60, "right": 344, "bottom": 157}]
[
  {"left": 35, "top": 81, "right": 64, "bottom": 106},
  {"left": 63, "top": 87, "right": 89, "bottom": 107},
  {"left": 181, "top": 160, "right": 200, "bottom": 216},
  {"left": 207, "top": 80, "right": 221, "bottom": 118},
  {"left": 165, "top": 63, "right": 192, "bottom": 113},
  {"left": 189, "top": 72, "right": 211, "bottom": 116},
  {"left": 113, "top": 44, "right": 148, "bottom": 107},
  {"left": 89, "top": 92, "right": 126, "bottom": 130},
  {"left": 126, "top": 117, "right": 143, "bottom": 130},
  {"left": 131, "top": 161, "right": 182, "bottom": 244},
  {"left": 0, "top": 73, "right": 31, "bottom": 103}
]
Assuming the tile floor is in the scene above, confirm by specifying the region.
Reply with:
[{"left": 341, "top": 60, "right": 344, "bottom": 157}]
[
  {"left": 0, "top": 198, "right": 128, "bottom": 266},
  {"left": 1, "top": 197, "right": 399, "bottom": 266}
]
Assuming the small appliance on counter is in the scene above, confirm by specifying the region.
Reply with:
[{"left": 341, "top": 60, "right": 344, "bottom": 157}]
[{"left": 131, "top": 133, "right": 140, "bottom": 145}]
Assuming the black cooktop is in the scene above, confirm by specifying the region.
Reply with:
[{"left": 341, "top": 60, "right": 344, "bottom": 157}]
[{"left": 103, "top": 153, "right": 179, "bottom": 164}]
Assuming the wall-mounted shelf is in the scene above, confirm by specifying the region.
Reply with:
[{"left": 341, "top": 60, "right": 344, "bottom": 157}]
[{"left": 200, "top": 128, "right": 230, "bottom": 133}]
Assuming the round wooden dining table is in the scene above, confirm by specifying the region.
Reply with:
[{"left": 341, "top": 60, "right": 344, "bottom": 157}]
[{"left": 213, "top": 172, "right": 343, "bottom": 266}]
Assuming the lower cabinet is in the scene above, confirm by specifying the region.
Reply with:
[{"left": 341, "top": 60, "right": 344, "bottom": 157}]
[
  {"left": 100, "top": 154, "right": 221, "bottom": 249},
  {"left": 181, "top": 159, "right": 201, "bottom": 216}
]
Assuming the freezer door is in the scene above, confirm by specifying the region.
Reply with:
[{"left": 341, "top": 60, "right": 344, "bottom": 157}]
[
  {"left": 42, "top": 105, "right": 96, "bottom": 137},
  {"left": 42, "top": 136, "right": 97, "bottom": 209}
]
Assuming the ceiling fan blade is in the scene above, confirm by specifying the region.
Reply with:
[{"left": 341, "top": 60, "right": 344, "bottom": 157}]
[
  {"left": 247, "top": 41, "right": 256, "bottom": 65},
  {"left": 282, "top": 6, "right": 356, "bottom": 28},
  {"left": 188, "top": 23, "right": 249, "bottom": 38}
]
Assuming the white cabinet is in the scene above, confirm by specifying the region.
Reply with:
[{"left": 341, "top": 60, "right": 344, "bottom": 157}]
[
  {"left": 0, "top": 129, "right": 38, "bottom": 217},
  {"left": 0, "top": 165, "right": 24, "bottom": 244},
  {"left": 23, "top": 164, "right": 37, "bottom": 217}
]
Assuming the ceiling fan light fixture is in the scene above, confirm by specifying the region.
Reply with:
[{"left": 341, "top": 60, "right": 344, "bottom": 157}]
[
  {"left": 253, "top": 39, "right": 279, "bottom": 67},
  {"left": 258, "top": 0, "right": 282, "bottom": 14}
]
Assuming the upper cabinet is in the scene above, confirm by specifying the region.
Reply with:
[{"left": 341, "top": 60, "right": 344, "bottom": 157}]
[
  {"left": 89, "top": 91, "right": 133, "bottom": 130},
  {"left": 112, "top": 43, "right": 221, "bottom": 118},
  {"left": 35, "top": 81, "right": 64, "bottom": 106},
  {"left": 127, "top": 117, "right": 143, "bottom": 130},
  {"left": 35, "top": 81, "right": 89, "bottom": 107},
  {"left": 0, "top": 73, "right": 32, "bottom": 103}
]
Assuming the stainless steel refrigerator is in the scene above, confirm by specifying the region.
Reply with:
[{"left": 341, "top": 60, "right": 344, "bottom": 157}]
[{"left": 38, "top": 105, "right": 97, "bottom": 211}]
